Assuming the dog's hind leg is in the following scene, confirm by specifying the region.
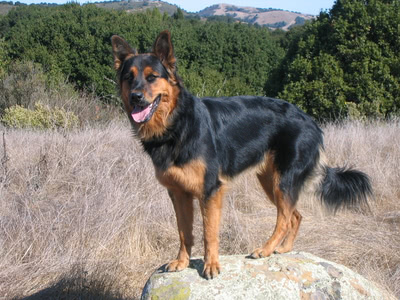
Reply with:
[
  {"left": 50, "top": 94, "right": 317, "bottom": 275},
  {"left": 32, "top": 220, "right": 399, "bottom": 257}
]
[
  {"left": 250, "top": 184, "right": 294, "bottom": 258},
  {"left": 251, "top": 154, "right": 295, "bottom": 258},
  {"left": 257, "top": 171, "right": 302, "bottom": 254},
  {"left": 275, "top": 209, "right": 302, "bottom": 253},
  {"left": 166, "top": 189, "right": 194, "bottom": 272}
]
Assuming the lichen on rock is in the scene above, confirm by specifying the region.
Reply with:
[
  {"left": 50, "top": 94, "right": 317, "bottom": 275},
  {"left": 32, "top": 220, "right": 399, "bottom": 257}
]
[{"left": 141, "top": 252, "right": 395, "bottom": 300}]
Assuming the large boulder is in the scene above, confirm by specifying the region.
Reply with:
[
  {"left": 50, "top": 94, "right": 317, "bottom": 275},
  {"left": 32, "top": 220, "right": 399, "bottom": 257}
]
[{"left": 141, "top": 252, "right": 395, "bottom": 300}]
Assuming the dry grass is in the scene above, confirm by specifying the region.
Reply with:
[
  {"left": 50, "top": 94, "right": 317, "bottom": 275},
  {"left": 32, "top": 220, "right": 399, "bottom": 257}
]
[
  {"left": 0, "top": 61, "right": 122, "bottom": 125},
  {"left": 0, "top": 119, "right": 399, "bottom": 299}
]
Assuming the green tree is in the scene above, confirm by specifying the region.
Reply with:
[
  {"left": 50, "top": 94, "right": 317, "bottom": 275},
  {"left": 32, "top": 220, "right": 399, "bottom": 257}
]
[
  {"left": 173, "top": 7, "right": 184, "bottom": 20},
  {"left": 1, "top": 4, "right": 285, "bottom": 101},
  {"left": 268, "top": 0, "right": 400, "bottom": 119},
  {"left": 0, "top": 37, "right": 9, "bottom": 77}
]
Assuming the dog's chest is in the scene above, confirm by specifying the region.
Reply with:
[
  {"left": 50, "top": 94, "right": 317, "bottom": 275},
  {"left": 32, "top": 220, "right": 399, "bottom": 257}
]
[{"left": 154, "top": 159, "right": 206, "bottom": 198}]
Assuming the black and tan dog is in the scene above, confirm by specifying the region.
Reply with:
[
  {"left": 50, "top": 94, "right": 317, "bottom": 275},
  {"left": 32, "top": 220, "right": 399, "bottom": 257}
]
[{"left": 111, "top": 30, "right": 372, "bottom": 279}]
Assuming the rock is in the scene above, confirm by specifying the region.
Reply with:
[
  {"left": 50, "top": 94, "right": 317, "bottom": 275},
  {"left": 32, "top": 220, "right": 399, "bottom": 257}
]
[{"left": 141, "top": 252, "right": 395, "bottom": 300}]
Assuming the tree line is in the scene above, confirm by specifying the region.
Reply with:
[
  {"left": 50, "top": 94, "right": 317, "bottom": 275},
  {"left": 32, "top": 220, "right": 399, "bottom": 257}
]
[{"left": 1, "top": 0, "right": 399, "bottom": 120}]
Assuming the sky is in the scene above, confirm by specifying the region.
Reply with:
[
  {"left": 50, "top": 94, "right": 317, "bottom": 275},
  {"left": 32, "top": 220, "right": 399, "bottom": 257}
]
[
  {"left": 165, "top": 0, "right": 336, "bottom": 15},
  {"left": 16, "top": 0, "right": 336, "bottom": 16}
]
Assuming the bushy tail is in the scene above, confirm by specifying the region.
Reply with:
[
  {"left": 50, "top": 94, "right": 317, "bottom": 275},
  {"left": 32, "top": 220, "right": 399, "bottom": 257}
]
[{"left": 319, "top": 166, "right": 372, "bottom": 212}]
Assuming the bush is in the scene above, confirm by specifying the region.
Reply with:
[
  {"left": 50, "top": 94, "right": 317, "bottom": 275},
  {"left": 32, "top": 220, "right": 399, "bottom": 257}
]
[
  {"left": 1, "top": 102, "right": 79, "bottom": 129},
  {"left": 0, "top": 60, "right": 122, "bottom": 124},
  {"left": 268, "top": 0, "right": 400, "bottom": 119},
  {"left": 1, "top": 4, "right": 284, "bottom": 100},
  {"left": 0, "top": 38, "right": 9, "bottom": 78},
  {"left": 0, "top": 61, "right": 48, "bottom": 113},
  {"left": 180, "top": 68, "right": 258, "bottom": 97}
]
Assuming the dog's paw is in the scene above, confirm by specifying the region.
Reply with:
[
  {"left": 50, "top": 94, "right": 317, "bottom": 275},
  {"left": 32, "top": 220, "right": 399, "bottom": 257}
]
[
  {"left": 203, "top": 260, "right": 221, "bottom": 279},
  {"left": 274, "top": 244, "right": 292, "bottom": 254},
  {"left": 166, "top": 259, "right": 189, "bottom": 272},
  {"left": 249, "top": 247, "right": 273, "bottom": 259}
]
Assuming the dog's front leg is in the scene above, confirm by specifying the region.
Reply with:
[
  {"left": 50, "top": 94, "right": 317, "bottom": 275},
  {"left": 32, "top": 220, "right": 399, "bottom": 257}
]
[
  {"left": 199, "top": 184, "right": 226, "bottom": 279},
  {"left": 166, "top": 189, "right": 194, "bottom": 272}
]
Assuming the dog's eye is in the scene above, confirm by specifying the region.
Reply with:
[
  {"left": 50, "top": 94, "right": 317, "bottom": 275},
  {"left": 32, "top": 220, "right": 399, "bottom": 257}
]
[{"left": 147, "top": 74, "right": 158, "bottom": 83}]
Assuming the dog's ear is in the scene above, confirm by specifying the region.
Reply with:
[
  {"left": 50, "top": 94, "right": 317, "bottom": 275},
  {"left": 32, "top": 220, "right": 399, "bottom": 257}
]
[
  {"left": 153, "top": 30, "right": 176, "bottom": 74},
  {"left": 111, "top": 35, "right": 137, "bottom": 71}
]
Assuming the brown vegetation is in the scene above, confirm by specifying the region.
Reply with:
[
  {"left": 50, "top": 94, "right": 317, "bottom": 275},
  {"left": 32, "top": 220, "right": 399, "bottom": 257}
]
[
  {"left": 198, "top": 3, "right": 314, "bottom": 30},
  {"left": 0, "top": 61, "right": 122, "bottom": 126},
  {"left": 0, "top": 120, "right": 399, "bottom": 299}
]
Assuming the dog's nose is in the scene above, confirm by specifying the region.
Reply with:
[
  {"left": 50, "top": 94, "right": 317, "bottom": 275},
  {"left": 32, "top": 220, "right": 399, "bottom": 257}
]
[{"left": 131, "top": 92, "right": 144, "bottom": 103}]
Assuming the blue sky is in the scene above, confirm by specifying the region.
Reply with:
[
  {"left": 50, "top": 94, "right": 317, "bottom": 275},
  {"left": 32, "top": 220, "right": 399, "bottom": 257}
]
[
  {"left": 16, "top": 0, "right": 336, "bottom": 15},
  {"left": 165, "top": 0, "right": 336, "bottom": 15}
]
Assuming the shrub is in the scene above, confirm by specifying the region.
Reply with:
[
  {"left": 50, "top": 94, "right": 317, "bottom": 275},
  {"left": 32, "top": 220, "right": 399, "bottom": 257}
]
[
  {"left": 0, "top": 61, "right": 48, "bottom": 114},
  {"left": 268, "top": 0, "right": 400, "bottom": 119},
  {"left": 1, "top": 4, "right": 283, "bottom": 100},
  {"left": 0, "top": 60, "right": 122, "bottom": 124},
  {"left": 1, "top": 102, "right": 79, "bottom": 129},
  {"left": 0, "top": 38, "right": 9, "bottom": 78}
]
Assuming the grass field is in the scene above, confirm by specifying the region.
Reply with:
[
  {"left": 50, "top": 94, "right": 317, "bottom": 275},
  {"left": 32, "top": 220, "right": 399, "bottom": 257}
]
[{"left": 0, "top": 119, "right": 399, "bottom": 299}]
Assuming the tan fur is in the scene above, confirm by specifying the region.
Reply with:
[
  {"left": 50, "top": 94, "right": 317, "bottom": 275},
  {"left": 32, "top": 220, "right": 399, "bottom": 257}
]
[
  {"left": 252, "top": 149, "right": 329, "bottom": 255},
  {"left": 251, "top": 151, "right": 296, "bottom": 257},
  {"left": 155, "top": 159, "right": 206, "bottom": 199},
  {"left": 113, "top": 53, "right": 135, "bottom": 71},
  {"left": 136, "top": 78, "right": 180, "bottom": 141},
  {"left": 110, "top": 31, "right": 373, "bottom": 281},
  {"left": 156, "top": 158, "right": 225, "bottom": 278},
  {"left": 111, "top": 34, "right": 136, "bottom": 70},
  {"left": 130, "top": 66, "right": 138, "bottom": 78},
  {"left": 220, "top": 150, "right": 326, "bottom": 257},
  {"left": 113, "top": 59, "right": 121, "bottom": 71},
  {"left": 199, "top": 184, "right": 226, "bottom": 278},
  {"left": 121, "top": 80, "right": 133, "bottom": 115},
  {"left": 143, "top": 66, "right": 159, "bottom": 78},
  {"left": 276, "top": 209, "right": 302, "bottom": 253},
  {"left": 153, "top": 32, "right": 176, "bottom": 75},
  {"left": 256, "top": 151, "right": 277, "bottom": 204},
  {"left": 166, "top": 189, "right": 194, "bottom": 272},
  {"left": 119, "top": 66, "right": 180, "bottom": 141}
]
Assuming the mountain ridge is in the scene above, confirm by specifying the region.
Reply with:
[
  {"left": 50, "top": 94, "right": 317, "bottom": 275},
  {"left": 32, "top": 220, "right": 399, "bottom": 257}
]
[
  {"left": 197, "top": 3, "right": 314, "bottom": 30},
  {"left": 0, "top": 1, "right": 314, "bottom": 30}
]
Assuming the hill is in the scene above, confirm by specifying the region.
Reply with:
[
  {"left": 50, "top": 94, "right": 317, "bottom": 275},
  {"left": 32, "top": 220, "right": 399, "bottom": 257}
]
[
  {"left": 94, "top": 1, "right": 314, "bottom": 30},
  {"left": 0, "top": 1, "right": 58, "bottom": 15},
  {"left": 0, "top": 0, "right": 184, "bottom": 16},
  {"left": 93, "top": 0, "right": 182, "bottom": 16},
  {"left": 198, "top": 3, "right": 314, "bottom": 30},
  {"left": 0, "top": 1, "right": 313, "bottom": 30},
  {"left": 0, "top": 1, "right": 15, "bottom": 15}
]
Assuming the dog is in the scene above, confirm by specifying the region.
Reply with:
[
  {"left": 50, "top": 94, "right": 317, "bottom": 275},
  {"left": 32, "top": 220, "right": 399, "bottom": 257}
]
[{"left": 111, "top": 30, "right": 372, "bottom": 279}]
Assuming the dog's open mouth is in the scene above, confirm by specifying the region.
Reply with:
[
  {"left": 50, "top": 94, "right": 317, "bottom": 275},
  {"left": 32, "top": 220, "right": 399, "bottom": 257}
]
[{"left": 131, "top": 95, "right": 161, "bottom": 123}]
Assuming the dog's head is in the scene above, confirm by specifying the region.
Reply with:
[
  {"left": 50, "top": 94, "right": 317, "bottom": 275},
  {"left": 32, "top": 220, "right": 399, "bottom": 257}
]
[{"left": 111, "top": 30, "right": 181, "bottom": 140}]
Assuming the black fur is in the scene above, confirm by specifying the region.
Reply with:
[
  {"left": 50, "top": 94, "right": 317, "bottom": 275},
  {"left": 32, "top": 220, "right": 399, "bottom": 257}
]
[
  {"left": 143, "top": 88, "right": 319, "bottom": 204},
  {"left": 114, "top": 32, "right": 372, "bottom": 209},
  {"left": 120, "top": 54, "right": 170, "bottom": 89},
  {"left": 139, "top": 78, "right": 372, "bottom": 208},
  {"left": 112, "top": 31, "right": 374, "bottom": 278},
  {"left": 320, "top": 167, "right": 372, "bottom": 212}
]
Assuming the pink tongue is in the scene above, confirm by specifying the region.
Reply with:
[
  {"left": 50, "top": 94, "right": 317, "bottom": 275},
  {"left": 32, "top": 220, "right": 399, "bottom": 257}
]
[{"left": 131, "top": 105, "right": 151, "bottom": 123}]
